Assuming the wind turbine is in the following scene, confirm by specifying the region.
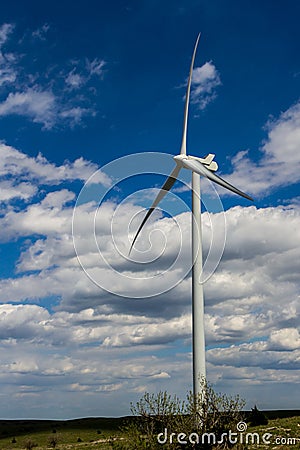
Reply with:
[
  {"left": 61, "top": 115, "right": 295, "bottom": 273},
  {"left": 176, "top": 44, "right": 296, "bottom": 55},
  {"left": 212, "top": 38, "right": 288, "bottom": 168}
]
[{"left": 129, "top": 34, "right": 253, "bottom": 402}]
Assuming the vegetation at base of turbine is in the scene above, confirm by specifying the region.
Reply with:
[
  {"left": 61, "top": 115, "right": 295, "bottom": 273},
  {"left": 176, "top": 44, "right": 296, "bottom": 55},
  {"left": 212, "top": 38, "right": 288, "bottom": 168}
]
[{"left": 112, "top": 379, "right": 246, "bottom": 449}]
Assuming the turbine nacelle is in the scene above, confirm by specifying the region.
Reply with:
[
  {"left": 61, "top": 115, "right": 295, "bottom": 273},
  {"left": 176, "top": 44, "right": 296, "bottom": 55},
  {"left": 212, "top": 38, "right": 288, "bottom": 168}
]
[{"left": 189, "top": 154, "right": 218, "bottom": 172}]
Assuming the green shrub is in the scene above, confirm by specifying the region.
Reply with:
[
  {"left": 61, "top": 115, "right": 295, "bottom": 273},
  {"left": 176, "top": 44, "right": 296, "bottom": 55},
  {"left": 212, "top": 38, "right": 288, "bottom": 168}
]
[{"left": 115, "top": 379, "right": 245, "bottom": 449}]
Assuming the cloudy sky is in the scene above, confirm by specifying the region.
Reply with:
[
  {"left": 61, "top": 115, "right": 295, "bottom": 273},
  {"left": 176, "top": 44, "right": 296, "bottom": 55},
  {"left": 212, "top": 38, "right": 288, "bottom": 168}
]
[{"left": 0, "top": 0, "right": 299, "bottom": 419}]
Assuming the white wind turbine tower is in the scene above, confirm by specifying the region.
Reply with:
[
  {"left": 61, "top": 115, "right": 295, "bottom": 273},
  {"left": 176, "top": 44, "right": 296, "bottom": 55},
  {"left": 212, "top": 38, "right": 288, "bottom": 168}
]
[{"left": 129, "top": 34, "right": 253, "bottom": 402}]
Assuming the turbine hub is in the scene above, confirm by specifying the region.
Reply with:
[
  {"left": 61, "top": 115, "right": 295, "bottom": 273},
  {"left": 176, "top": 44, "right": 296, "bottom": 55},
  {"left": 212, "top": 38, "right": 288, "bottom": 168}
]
[{"left": 173, "top": 154, "right": 187, "bottom": 164}]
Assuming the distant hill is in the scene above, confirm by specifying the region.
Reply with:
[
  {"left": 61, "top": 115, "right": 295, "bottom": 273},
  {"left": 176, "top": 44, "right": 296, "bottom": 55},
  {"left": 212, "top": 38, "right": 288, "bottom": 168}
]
[{"left": 0, "top": 416, "right": 127, "bottom": 439}]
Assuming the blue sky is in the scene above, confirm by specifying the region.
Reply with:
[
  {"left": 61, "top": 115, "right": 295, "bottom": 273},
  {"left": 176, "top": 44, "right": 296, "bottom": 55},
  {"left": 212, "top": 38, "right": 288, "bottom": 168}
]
[{"left": 0, "top": 0, "right": 299, "bottom": 419}]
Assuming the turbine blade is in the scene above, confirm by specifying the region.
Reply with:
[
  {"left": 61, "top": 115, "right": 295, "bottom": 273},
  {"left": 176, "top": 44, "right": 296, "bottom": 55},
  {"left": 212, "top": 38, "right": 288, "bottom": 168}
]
[
  {"left": 180, "top": 33, "right": 201, "bottom": 156},
  {"left": 129, "top": 165, "right": 181, "bottom": 254},
  {"left": 182, "top": 158, "right": 253, "bottom": 201}
]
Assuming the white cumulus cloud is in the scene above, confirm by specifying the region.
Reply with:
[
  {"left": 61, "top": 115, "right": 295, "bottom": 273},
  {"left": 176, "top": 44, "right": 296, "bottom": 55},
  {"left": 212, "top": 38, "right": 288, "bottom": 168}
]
[
  {"left": 191, "top": 61, "right": 221, "bottom": 109},
  {"left": 0, "top": 22, "right": 107, "bottom": 129},
  {"left": 0, "top": 89, "right": 56, "bottom": 128},
  {"left": 0, "top": 142, "right": 110, "bottom": 205},
  {"left": 224, "top": 102, "right": 300, "bottom": 196}
]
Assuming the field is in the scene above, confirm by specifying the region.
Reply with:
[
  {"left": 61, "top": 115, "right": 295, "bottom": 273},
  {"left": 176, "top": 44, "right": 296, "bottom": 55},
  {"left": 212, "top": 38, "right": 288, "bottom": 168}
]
[
  {"left": 0, "top": 412, "right": 299, "bottom": 449},
  {"left": 0, "top": 417, "right": 124, "bottom": 450}
]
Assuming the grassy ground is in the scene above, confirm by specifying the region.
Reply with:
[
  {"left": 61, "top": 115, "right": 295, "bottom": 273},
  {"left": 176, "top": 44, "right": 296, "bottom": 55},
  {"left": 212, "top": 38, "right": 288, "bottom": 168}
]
[
  {"left": 0, "top": 417, "right": 124, "bottom": 450},
  {"left": 246, "top": 415, "right": 300, "bottom": 449},
  {"left": 0, "top": 414, "right": 299, "bottom": 449}
]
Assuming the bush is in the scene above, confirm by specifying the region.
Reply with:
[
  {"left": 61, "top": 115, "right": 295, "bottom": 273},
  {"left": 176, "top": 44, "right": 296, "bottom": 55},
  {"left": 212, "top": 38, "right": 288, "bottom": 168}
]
[
  {"left": 248, "top": 405, "right": 268, "bottom": 426},
  {"left": 115, "top": 379, "right": 245, "bottom": 449},
  {"left": 24, "top": 439, "right": 37, "bottom": 450},
  {"left": 48, "top": 435, "right": 59, "bottom": 448}
]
